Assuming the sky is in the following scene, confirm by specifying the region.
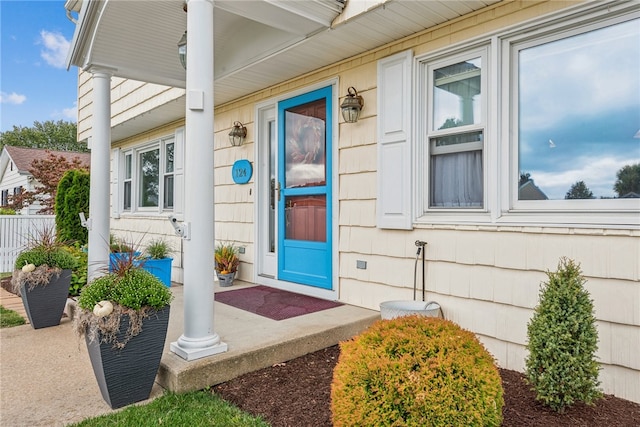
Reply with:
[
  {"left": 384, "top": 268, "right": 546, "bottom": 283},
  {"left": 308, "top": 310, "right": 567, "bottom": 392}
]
[
  {"left": 518, "top": 18, "right": 640, "bottom": 199},
  {"left": 0, "top": 0, "right": 78, "bottom": 132}
]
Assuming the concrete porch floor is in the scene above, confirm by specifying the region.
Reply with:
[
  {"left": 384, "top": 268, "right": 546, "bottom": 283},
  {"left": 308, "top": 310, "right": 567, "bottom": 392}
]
[
  {"left": 0, "top": 281, "right": 379, "bottom": 426},
  {"left": 160, "top": 281, "right": 380, "bottom": 393}
]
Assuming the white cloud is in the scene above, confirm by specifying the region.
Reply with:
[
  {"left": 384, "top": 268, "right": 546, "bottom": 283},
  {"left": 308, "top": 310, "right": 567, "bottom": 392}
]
[
  {"left": 532, "top": 155, "right": 640, "bottom": 199},
  {"left": 0, "top": 92, "right": 27, "bottom": 105},
  {"left": 62, "top": 102, "right": 78, "bottom": 122},
  {"left": 519, "top": 19, "right": 639, "bottom": 131},
  {"left": 39, "top": 30, "right": 70, "bottom": 69},
  {"left": 50, "top": 101, "right": 78, "bottom": 123}
]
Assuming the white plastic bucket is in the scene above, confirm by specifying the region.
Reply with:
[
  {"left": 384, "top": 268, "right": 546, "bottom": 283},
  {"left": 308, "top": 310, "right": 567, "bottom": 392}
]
[{"left": 379, "top": 300, "right": 441, "bottom": 320}]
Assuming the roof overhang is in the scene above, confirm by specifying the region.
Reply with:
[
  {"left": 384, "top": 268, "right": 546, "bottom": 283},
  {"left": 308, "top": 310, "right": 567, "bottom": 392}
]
[{"left": 66, "top": 0, "right": 502, "bottom": 140}]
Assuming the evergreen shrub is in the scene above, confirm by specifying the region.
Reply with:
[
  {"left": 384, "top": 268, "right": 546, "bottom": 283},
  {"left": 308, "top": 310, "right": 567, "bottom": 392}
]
[
  {"left": 55, "top": 169, "right": 90, "bottom": 245},
  {"left": 331, "top": 316, "right": 504, "bottom": 427},
  {"left": 525, "top": 257, "right": 602, "bottom": 412}
]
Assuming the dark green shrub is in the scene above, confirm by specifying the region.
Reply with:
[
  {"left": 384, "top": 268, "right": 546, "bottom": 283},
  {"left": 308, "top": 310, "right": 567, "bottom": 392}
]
[
  {"left": 525, "top": 257, "right": 601, "bottom": 412},
  {"left": 331, "top": 316, "right": 504, "bottom": 427},
  {"left": 55, "top": 169, "right": 90, "bottom": 245}
]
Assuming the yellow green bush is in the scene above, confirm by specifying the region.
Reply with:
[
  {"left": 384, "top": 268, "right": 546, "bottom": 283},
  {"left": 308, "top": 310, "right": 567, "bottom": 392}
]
[{"left": 331, "top": 316, "right": 503, "bottom": 427}]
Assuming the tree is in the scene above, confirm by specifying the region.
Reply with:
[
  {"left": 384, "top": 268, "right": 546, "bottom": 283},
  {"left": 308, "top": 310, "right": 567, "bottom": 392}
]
[
  {"left": 9, "top": 152, "right": 89, "bottom": 214},
  {"left": 0, "top": 120, "right": 87, "bottom": 153},
  {"left": 565, "top": 181, "right": 594, "bottom": 199},
  {"left": 613, "top": 163, "right": 640, "bottom": 198}
]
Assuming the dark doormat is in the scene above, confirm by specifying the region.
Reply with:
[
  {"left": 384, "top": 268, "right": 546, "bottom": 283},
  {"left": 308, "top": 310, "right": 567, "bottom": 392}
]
[{"left": 215, "top": 285, "right": 342, "bottom": 321}]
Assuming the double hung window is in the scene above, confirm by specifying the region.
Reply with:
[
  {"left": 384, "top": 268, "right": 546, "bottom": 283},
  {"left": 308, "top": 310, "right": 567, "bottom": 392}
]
[
  {"left": 121, "top": 137, "right": 175, "bottom": 213},
  {"left": 424, "top": 48, "right": 487, "bottom": 210},
  {"left": 163, "top": 142, "right": 174, "bottom": 209},
  {"left": 123, "top": 153, "right": 132, "bottom": 210}
]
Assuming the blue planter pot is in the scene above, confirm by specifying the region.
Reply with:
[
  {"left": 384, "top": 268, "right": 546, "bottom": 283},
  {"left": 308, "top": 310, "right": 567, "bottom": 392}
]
[{"left": 140, "top": 258, "right": 173, "bottom": 287}]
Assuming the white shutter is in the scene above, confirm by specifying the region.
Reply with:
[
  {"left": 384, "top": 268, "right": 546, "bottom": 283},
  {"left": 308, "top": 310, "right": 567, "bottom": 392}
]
[
  {"left": 377, "top": 50, "right": 413, "bottom": 230},
  {"left": 111, "top": 148, "right": 120, "bottom": 219},
  {"left": 173, "top": 127, "right": 185, "bottom": 217}
]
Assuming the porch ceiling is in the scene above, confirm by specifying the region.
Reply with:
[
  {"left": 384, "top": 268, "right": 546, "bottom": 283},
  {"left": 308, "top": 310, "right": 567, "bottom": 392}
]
[{"left": 67, "top": 0, "right": 501, "bottom": 140}]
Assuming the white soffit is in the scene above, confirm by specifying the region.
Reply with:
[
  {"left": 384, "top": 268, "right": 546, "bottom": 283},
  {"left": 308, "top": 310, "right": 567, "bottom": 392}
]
[{"left": 67, "top": 0, "right": 502, "bottom": 140}]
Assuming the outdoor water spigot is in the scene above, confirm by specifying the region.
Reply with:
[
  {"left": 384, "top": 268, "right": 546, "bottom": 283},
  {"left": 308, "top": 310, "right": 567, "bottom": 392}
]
[{"left": 415, "top": 240, "right": 427, "bottom": 247}]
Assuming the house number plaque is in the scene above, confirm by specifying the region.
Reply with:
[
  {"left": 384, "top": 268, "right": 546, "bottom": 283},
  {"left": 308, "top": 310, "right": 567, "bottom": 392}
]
[{"left": 232, "top": 159, "right": 252, "bottom": 184}]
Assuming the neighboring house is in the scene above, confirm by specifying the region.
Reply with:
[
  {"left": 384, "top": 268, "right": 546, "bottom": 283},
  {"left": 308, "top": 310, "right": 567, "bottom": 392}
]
[
  {"left": 518, "top": 180, "right": 548, "bottom": 201},
  {"left": 0, "top": 146, "right": 90, "bottom": 214},
  {"left": 65, "top": 0, "right": 640, "bottom": 401}
]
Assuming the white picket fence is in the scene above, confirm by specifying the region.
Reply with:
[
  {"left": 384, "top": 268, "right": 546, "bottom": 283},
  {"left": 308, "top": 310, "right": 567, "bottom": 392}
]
[{"left": 0, "top": 215, "right": 56, "bottom": 273}]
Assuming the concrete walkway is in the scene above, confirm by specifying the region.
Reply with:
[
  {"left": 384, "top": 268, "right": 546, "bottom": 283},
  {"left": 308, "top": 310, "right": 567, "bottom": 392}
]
[{"left": 0, "top": 282, "right": 379, "bottom": 426}]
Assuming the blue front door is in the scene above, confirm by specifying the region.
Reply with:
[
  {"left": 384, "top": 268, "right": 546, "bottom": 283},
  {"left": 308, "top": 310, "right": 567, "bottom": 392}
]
[{"left": 277, "top": 86, "right": 333, "bottom": 289}]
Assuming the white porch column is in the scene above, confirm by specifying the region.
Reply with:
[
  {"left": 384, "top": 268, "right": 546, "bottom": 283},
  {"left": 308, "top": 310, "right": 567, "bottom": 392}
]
[
  {"left": 171, "top": 0, "right": 227, "bottom": 360},
  {"left": 86, "top": 69, "right": 112, "bottom": 281}
]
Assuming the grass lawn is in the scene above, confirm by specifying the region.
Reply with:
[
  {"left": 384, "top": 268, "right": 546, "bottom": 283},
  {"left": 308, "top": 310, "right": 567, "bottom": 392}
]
[
  {"left": 67, "top": 390, "right": 269, "bottom": 426},
  {"left": 0, "top": 305, "right": 26, "bottom": 328}
]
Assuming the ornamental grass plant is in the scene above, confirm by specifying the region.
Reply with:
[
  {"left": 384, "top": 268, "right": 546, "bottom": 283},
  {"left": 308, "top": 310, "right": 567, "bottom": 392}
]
[{"left": 144, "top": 238, "right": 173, "bottom": 259}]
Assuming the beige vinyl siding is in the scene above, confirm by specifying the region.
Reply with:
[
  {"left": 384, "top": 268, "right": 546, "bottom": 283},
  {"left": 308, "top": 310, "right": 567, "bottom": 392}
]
[{"left": 76, "top": 72, "right": 184, "bottom": 142}]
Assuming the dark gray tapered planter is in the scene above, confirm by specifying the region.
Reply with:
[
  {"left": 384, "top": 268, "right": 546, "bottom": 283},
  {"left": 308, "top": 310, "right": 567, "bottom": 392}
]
[
  {"left": 86, "top": 306, "right": 170, "bottom": 409},
  {"left": 20, "top": 269, "right": 72, "bottom": 329}
]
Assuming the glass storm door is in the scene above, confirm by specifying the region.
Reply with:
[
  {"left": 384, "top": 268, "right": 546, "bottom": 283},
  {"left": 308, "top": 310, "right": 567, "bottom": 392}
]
[{"left": 277, "top": 86, "right": 332, "bottom": 289}]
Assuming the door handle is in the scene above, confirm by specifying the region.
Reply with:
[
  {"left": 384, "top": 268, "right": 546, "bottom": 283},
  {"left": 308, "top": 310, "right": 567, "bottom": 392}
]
[{"left": 270, "top": 180, "right": 282, "bottom": 207}]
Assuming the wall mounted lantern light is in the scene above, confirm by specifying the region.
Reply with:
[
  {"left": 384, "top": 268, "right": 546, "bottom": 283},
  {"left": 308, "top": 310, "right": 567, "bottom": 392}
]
[
  {"left": 177, "top": 31, "right": 187, "bottom": 70},
  {"left": 229, "top": 121, "right": 247, "bottom": 146},
  {"left": 340, "top": 86, "right": 364, "bottom": 123}
]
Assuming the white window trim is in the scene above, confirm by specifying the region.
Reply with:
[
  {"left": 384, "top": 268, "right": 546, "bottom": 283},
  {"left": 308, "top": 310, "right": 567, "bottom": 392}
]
[{"left": 408, "top": 2, "right": 639, "bottom": 228}]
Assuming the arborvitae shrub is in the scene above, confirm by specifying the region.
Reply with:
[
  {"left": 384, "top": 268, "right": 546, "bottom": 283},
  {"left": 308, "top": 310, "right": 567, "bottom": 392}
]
[
  {"left": 331, "top": 316, "right": 504, "bottom": 427},
  {"left": 55, "top": 169, "right": 90, "bottom": 245},
  {"left": 525, "top": 257, "right": 602, "bottom": 413}
]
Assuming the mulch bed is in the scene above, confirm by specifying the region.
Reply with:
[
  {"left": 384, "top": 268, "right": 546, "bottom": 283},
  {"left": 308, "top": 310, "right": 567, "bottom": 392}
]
[
  {"left": 213, "top": 345, "right": 640, "bottom": 427},
  {"left": 1, "top": 275, "right": 14, "bottom": 293}
]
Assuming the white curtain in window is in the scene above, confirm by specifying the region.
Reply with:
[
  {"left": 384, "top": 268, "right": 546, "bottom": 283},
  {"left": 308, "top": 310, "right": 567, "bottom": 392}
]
[{"left": 431, "top": 151, "right": 482, "bottom": 207}]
